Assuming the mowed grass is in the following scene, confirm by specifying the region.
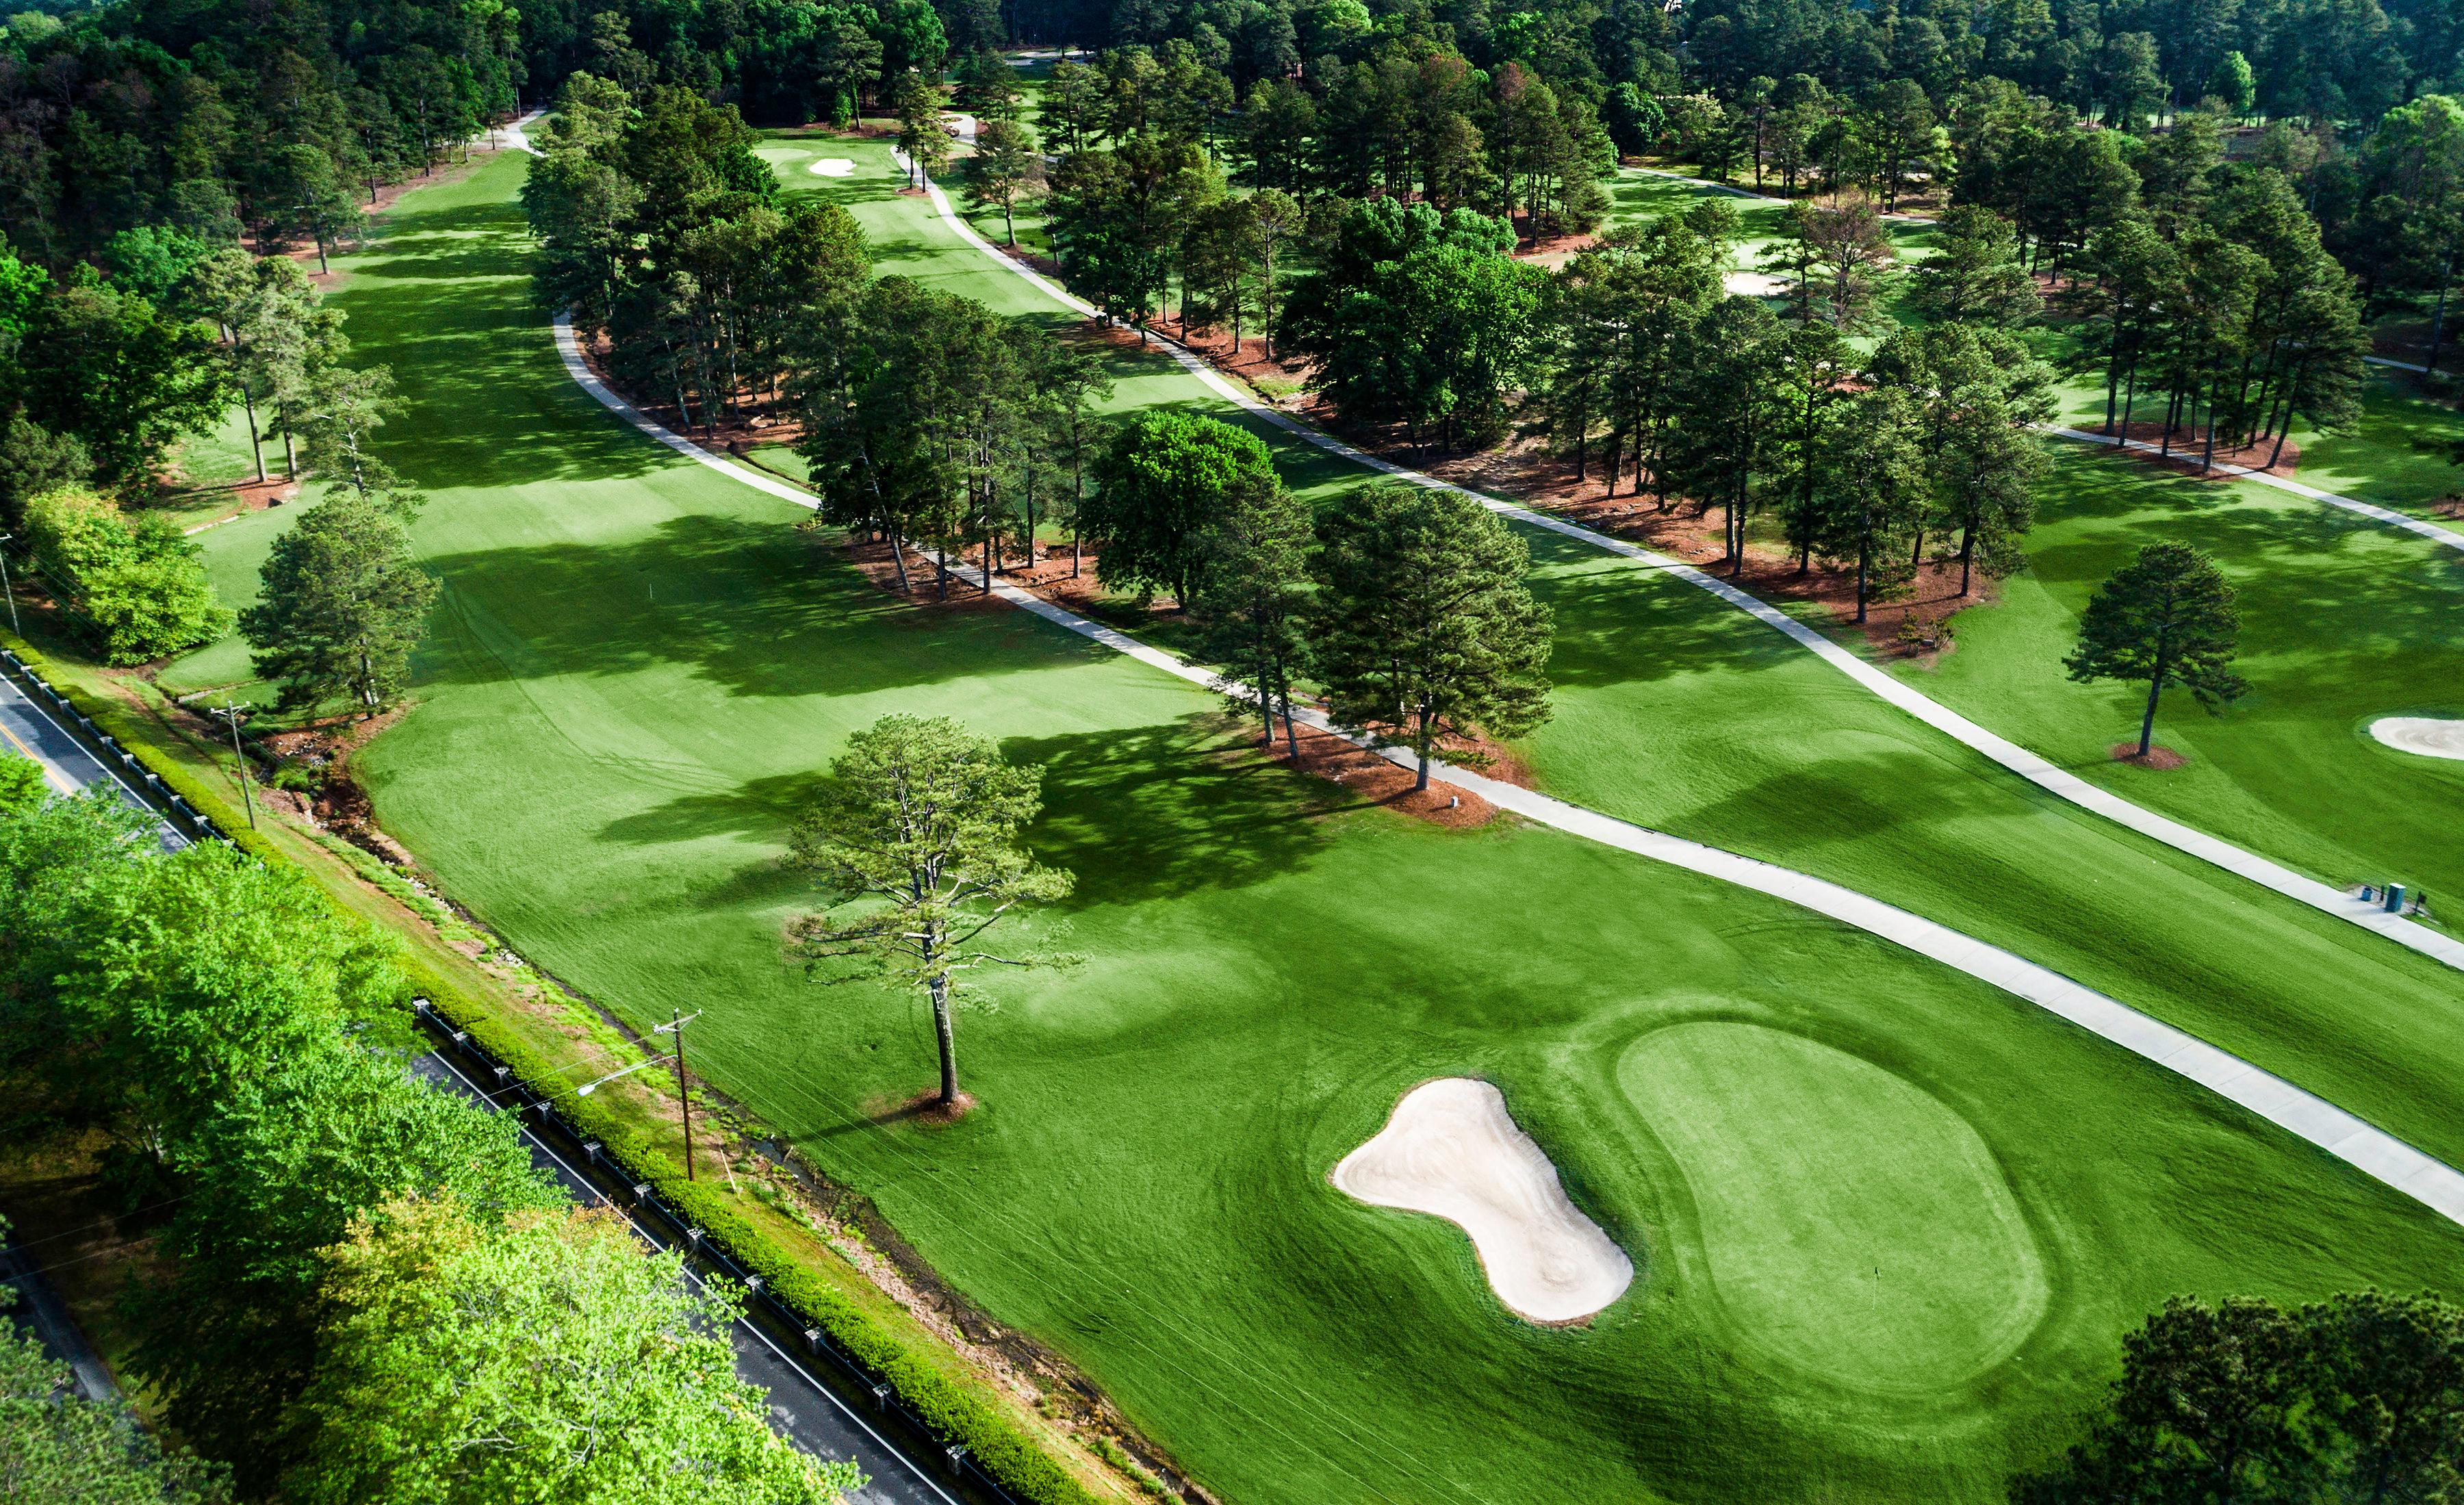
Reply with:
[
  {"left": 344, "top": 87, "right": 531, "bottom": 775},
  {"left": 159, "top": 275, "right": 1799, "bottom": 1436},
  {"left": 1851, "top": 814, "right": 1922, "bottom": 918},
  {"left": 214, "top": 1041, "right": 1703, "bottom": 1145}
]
[
  {"left": 1907, "top": 443, "right": 2464, "bottom": 905},
  {"left": 765, "top": 138, "right": 2464, "bottom": 1176},
  {"left": 170, "top": 142, "right": 2464, "bottom": 1505}
]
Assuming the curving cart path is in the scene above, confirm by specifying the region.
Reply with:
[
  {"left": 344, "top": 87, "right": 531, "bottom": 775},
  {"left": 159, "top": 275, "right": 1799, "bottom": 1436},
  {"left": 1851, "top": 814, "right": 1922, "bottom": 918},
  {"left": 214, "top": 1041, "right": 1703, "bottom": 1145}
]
[
  {"left": 884, "top": 152, "right": 2464, "bottom": 975},
  {"left": 2046, "top": 424, "right": 2464, "bottom": 554},
  {"left": 551, "top": 308, "right": 2464, "bottom": 1231}
]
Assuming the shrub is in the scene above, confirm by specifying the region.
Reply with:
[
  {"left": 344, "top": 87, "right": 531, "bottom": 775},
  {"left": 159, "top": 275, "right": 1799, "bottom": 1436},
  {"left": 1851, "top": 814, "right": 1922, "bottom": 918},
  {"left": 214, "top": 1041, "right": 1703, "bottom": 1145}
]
[
  {"left": 22, "top": 487, "right": 231, "bottom": 664},
  {"left": 407, "top": 965, "right": 1101, "bottom": 1505}
]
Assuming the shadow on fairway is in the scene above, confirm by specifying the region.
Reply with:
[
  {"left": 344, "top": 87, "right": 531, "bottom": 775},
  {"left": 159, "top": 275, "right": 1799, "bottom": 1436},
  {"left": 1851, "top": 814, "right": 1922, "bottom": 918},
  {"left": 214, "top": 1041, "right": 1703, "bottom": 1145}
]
[
  {"left": 598, "top": 767, "right": 829, "bottom": 848},
  {"left": 420, "top": 513, "right": 1121, "bottom": 699},
  {"left": 336, "top": 200, "right": 676, "bottom": 491},
  {"left": 1008, "top": 717, "right": 1343, "bottom": 905},
  {"left": 1671, "top": 739, "right": 2023, "bottom": 850},
  {"left": 1525, "top": 547, "right": 1793, "bottom": 689}
]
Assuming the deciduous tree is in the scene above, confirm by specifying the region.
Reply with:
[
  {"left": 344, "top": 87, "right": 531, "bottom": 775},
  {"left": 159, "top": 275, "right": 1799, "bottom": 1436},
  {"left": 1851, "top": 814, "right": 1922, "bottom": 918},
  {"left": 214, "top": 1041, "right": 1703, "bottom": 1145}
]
[
  {"left": 291, "top": 1198, "right": 860, "bottom": 1505},
  {"left": 1083, "top": 409, "right": 1280, "bottom": 604}
]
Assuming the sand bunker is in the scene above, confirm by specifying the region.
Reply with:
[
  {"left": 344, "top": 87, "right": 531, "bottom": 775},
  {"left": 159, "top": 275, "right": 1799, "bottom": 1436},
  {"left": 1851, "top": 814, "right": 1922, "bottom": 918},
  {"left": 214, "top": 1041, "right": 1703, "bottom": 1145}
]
[
  {"left": 1333, "top": 1078, "right": 1632, "bottom": 1324},
  {"left": 807, "top": 157, "right": 856, "bottom": 177},
  {"left": 2370, "top": 717, "right": 2464, "bottom": 760},
  {"left": 1723, "top": 270, "right": 1788, "bottom": 298}
]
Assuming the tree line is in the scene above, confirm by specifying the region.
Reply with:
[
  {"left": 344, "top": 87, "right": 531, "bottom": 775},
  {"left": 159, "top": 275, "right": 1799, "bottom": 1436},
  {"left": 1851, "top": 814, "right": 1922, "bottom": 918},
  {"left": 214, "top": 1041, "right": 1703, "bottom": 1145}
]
[{"left": 0, "top": 775, "right": 861, "bottom": 1504}]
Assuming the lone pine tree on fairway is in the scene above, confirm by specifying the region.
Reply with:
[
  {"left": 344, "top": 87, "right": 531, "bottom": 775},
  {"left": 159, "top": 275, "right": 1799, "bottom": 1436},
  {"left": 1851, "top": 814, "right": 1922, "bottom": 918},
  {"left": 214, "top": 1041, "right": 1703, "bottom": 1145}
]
[
  {"left": 2066, "top": 541, "right": 2247, "bottom": 759},
  {"left": 1312, "top": 484, "right": 1554, "bottom": 790},
  {"left": 788, "top": 717, "right": 1073, "bottom": 1110}
]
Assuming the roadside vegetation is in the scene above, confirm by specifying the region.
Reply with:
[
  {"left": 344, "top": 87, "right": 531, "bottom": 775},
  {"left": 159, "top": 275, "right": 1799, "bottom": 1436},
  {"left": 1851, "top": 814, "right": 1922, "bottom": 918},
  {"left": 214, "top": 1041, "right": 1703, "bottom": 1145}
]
[{"left": 0, "top": 767, "right": 860, "bottom": 1505}]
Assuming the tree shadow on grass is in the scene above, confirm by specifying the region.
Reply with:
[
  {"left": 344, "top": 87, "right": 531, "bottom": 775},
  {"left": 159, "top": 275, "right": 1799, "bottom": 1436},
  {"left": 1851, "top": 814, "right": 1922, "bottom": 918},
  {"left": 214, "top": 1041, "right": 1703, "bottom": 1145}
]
[
  {"left": 1666, "top": 736, "right": 2029, "bottom": 854},
  {"left": 329, "top": 204, "right": 678, "bottom": 491},
  {"left": 1522, "top": 535, "right": 1800, "bottom": 689},
  {"left": 418, "top": 513, "right": 1121, "bottom": 699},
  {"left": 1003, "top": 715, "right": 1343, "bottom": 907}
]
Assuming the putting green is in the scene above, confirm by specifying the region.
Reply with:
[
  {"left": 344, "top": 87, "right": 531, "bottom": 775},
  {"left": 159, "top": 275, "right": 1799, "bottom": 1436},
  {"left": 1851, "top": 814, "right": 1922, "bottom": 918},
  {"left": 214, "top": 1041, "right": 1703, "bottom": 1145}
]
[{"left": 1620, "top": 1022, "right": 2047, "bottom": 1391}]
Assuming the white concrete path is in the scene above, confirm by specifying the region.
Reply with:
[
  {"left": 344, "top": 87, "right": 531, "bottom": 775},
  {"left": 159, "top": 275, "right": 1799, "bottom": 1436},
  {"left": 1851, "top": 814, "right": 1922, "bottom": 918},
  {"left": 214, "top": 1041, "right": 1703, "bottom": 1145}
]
[
  {"left": 893, "top": 151, "right": 2464, "bottom": 975},
  {"left": 502, "top": 109, "right": 544, "bottom": 157},
  {"left": 2046, "top": 424, "right": 2464, "bottom": 555},
  {"left": 549, "top": 291, "right": 2464, "bottom": 1231},
  {"left": 1626, "top": 167, "right": 2464, "bottom": 556}
]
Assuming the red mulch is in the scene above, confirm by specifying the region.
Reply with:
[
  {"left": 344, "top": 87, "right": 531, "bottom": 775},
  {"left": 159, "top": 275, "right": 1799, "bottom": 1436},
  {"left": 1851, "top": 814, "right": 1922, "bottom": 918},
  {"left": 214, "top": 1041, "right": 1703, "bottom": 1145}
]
[
  {"left": 1269, "top": 720, "right": 1503, "bottom": 828},
  {"left": 2090, "top": 419, "right": 2302, "bottom": 479},
  {"left": 867, "top": 1088, "right": 979, "bottom": 1127},
  {"left": 2112, "top": 743, "right": 2186, "bottom": 771}
]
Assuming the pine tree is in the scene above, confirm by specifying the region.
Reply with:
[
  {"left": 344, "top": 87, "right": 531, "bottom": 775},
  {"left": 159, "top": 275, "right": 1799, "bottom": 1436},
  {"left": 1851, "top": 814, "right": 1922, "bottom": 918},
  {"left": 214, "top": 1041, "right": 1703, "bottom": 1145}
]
[
  {"left": 1311, "top": 485, "right": 1553, "bottom": 790},
  {"left": 2065, "top": 541, "right": 2246, "bottom": 758}
]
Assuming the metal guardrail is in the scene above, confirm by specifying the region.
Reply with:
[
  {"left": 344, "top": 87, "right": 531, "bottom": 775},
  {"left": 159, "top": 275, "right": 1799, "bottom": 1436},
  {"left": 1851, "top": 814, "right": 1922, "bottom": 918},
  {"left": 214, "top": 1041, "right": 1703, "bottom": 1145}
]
[
  {"left": 0, "top": 645, "right": 1088, "bottom": 1505},
  {"left": 0, "top": 645, "right": 219, "bottom": 847}
]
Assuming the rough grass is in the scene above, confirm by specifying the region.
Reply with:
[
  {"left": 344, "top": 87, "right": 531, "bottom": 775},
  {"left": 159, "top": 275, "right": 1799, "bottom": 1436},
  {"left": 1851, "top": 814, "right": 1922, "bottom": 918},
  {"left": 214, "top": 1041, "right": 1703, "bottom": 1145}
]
[{"left": 157, "top": 141, "right": 2464, "bottom": 1505}]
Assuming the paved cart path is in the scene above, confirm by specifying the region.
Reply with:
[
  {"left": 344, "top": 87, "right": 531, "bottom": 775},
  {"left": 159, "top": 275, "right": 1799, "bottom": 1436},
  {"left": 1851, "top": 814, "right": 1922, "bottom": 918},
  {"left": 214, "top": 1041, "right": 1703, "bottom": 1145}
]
[
  {"left": 553, "top": 307, "right": 2464, "bottom": 1234},
  {"left": 882, "top": 150, "right": 2464, "bottom": 977}
]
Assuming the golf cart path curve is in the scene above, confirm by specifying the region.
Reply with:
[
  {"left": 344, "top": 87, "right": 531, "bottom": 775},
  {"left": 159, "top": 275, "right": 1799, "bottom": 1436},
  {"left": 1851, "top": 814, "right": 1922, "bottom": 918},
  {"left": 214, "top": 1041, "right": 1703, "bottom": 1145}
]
[
  {"left": 550, "top": 307, "right": 2464, "bottom": 1234},
  {"left": 888, "top": 150, "right": 2464, "bottom": 977}
]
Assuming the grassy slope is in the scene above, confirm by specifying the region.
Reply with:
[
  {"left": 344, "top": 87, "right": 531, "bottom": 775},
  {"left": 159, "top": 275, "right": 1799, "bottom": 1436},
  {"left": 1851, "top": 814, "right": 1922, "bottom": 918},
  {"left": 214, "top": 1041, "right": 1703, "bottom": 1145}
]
[
  {"left": 170, "top": 140, "right": 2464, "bottom": 1505},
  {"left": 776, "top": 136, "right": 2464, "bottom": 1170},
  {"left": 1602, "top": 178, "right": 2464, "bottom": 906},
  {"left": 1910, "top": 443, "right": 2464, "bottom": 903}
]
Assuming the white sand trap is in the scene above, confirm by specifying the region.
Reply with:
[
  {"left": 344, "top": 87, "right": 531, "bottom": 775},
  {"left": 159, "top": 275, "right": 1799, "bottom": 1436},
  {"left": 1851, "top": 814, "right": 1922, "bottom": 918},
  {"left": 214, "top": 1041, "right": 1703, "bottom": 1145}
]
[
  {"left": 2371, "top": 717, "right": 2464, "bottom": 760},
  {"left": 1724, "top": 270, "right": 1788, "bottom": 297},
  {"left": 807, "top": 157, "right": 856, "bottom": 177},
  {"left": 1332, "top": 1078, "right": 1632, "bottom": 1324}
]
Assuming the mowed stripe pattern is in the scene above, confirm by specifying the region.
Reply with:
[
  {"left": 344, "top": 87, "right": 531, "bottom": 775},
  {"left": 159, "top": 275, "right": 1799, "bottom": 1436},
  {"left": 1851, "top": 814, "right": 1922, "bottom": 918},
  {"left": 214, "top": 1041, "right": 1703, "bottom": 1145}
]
[
  {"left": 891, "top": 151, "right": 2464, "bottom": 978},
  {"left": 550, "top": 281, "right": 2464, "bottom": 1231}
]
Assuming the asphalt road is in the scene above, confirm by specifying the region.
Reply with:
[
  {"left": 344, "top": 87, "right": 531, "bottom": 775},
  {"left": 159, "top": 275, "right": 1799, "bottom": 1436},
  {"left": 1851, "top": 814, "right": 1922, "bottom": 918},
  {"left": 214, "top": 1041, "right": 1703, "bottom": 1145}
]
[
  {"left": 0, "top": 667, "right": 185, "bottom": 849},
  {"left": 0, "top": 649, "right": 958, "bottom": 1505}
]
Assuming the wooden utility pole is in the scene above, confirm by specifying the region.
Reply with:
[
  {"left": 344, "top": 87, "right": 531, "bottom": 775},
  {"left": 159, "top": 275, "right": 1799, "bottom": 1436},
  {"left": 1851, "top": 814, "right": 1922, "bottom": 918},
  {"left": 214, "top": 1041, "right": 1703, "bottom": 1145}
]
[{"left": 655, "top": 1010, "right": 704, "bottom": 1179}]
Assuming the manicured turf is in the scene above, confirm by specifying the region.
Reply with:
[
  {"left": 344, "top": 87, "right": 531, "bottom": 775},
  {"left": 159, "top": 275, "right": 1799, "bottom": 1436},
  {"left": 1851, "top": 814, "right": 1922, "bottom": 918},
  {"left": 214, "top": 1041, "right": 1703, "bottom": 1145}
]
[
  {"left": 1906, "top": 443, "right": 2464, "bottom": 908},
  {"left": 155, "top": 501, "right": 300, "bottom": 699},
  {"left": 1619, "top": 1022, "right": 2049, "bottom": 1392},
  {"left": 162, "top": 142, "right": 2464, "bottom": 1505}
]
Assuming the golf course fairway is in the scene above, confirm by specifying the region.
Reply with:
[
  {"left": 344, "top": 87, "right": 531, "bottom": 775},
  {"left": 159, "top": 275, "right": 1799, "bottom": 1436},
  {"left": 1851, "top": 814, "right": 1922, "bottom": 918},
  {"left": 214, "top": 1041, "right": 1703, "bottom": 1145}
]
[{"left": 159, "top": 140, "right": 2464, "bottom": 1505}]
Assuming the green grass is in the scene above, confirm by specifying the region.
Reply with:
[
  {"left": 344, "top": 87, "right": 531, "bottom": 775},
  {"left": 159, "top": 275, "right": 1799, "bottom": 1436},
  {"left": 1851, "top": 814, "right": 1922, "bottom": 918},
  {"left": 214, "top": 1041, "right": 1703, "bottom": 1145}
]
[
  {"left": 153, "top": 138, "right": 2464, "bottom": 1505},
  {"left": 155, "top": 500, "right": 304, "bottom": 700},
  {"left": 1903, "top": 441, "right": 2464, "bottom": 905},
  {"left": 1619, "top": 1022, "right": 2049, "bottom": 1393}
]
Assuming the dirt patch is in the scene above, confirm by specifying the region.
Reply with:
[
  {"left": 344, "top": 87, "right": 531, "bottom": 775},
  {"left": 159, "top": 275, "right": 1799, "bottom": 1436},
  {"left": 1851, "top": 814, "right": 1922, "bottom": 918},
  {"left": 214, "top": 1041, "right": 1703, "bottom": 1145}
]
[
  {"left": 2112, "top": 742, "right": 2185, "bottom": 770},
  {"left": 2086, "top": 418, "right": 2303, "bottom": 478},
  {"left": 1514, "top": 231, "right": 1598, "bottom": 270},
  {"left": 169, "top": 474, "right": 303, "bottom": 532},
  {"left": 572, "top": 328, "right": 804, "bottom": 446},
  {"left": 1415, "top": 429, "right": 2001, "bottom": 660},
  {"left": 1270, "top": 719, "right": 1504, "bottom": 828},
  {"left": 867, "top": 1088, "right": 980, "bottom": 1126}
]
